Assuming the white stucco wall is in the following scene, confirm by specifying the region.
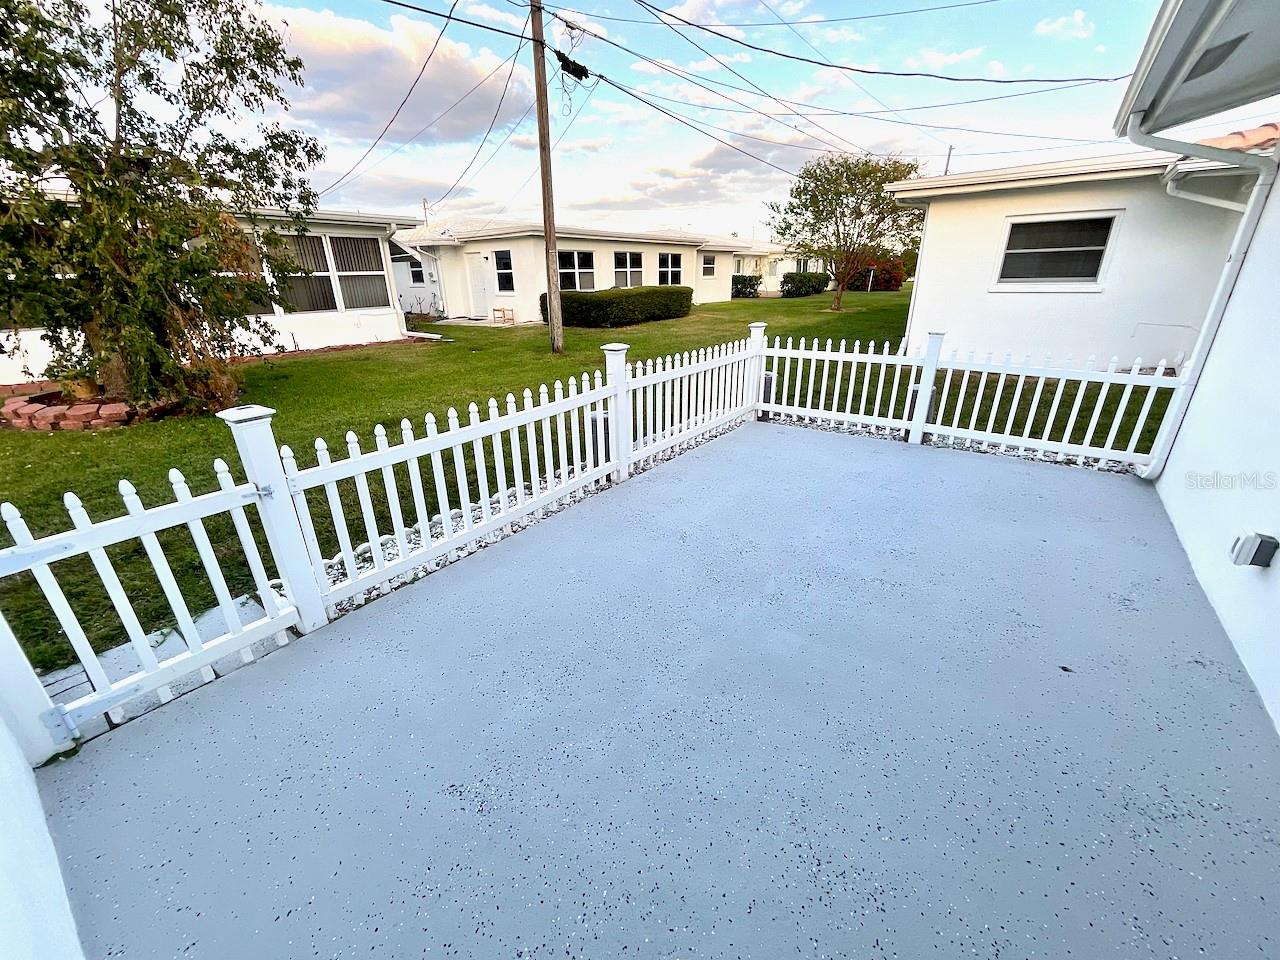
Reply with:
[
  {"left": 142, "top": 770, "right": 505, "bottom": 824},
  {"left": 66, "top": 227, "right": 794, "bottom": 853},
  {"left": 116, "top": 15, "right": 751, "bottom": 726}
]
[
  {"left": 1155, "top": 173, "right": 1280, "bottom": 732},
  {"left": 430, "top": 236, "right": 735, "bottom": 323},
  {"left": 903, "top": 175, "right": 1243, "bottom": 365},
  {"left": 0, "top": 719, "right": 85, "bottom": 960}
]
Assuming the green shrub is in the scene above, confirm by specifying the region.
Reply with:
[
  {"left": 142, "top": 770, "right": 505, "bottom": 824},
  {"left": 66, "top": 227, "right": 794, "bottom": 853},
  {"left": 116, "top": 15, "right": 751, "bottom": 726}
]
[
  {"left": 731, "top": 274, "right": 762, "bottom": 298},
  {"left": 780, "top": 271, "right": 830, "bottom": 297},
  {"left": 539, "top": 285, "right": 693, "bottom": 328}
]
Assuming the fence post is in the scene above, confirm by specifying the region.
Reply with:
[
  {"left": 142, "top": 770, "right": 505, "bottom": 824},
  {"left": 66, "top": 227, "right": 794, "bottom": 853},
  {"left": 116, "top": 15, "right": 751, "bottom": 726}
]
[
  {"left": 0, "top": 611, "right": 73, "bottom": 764},
  {"left": 747, "top": 322, "right": 768, "bottom": 417},
  {"left": 601, "top": 343, "right": 632, "bottom": 482},
  {"left": 217, "top": 405, "right": 330, "bottom": 633},
  {"left": 907, "top": 331, "right": 945, "bottom": 445}
]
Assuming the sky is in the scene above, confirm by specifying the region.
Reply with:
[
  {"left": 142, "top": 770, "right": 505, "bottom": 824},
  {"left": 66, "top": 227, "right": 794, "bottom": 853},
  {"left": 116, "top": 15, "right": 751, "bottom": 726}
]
[{"left": 260, "top": 0, "right": 1280, "bottom": 237}]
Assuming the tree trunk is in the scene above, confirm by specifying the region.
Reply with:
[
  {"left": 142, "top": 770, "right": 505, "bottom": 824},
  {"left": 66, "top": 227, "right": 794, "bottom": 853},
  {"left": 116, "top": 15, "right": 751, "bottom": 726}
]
[
  {"left": 82, "top": 318, "right": 130, "bottom": 399},
  {"left": 831, "top": 283, "right": 845, "bottom": 311}
]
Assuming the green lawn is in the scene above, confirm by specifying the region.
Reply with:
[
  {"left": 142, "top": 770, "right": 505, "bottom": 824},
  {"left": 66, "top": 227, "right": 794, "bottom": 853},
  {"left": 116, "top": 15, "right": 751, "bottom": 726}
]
[{"left": 1, "top": 291, "right": 909, "bottom": 669}]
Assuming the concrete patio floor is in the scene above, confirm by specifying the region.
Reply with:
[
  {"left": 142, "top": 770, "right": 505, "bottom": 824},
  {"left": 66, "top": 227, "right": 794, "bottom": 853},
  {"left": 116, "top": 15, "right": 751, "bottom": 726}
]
[{"left": 39, "top": 423, "right": 1280, "bottom": 959}]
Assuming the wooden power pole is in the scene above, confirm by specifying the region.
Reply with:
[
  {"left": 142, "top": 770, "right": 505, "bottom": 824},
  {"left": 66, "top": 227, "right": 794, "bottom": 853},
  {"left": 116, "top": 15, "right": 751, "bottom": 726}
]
[{"left": 529, "top": 0, "right": 564, "bottom": 353}]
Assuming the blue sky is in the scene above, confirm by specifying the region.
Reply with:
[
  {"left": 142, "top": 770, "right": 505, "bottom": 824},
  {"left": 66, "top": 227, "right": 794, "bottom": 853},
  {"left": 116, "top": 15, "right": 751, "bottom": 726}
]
[{"left": 261, "top": 0, "right": 1277, "bottom": 235}]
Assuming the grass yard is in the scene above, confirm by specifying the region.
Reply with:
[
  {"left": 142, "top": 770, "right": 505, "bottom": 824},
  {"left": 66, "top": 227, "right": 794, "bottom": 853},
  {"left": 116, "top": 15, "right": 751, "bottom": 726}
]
[{"left": 1, "top": 291, "right": 910, "bottom": 669}]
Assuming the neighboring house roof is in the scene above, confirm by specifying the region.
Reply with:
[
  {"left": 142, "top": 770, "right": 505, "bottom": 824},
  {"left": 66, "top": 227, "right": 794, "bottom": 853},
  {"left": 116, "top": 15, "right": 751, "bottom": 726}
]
[
  {"left": 884, "top": 131, "right": 1272, "bottom": 204},
  {"left": 394, "top": 217, "right": 752, "bottom": 252},
  {"left": 241, "top": 206, "right": 406, "bottom": 230},
  {"left": 1114, "top": 0, "right": 1280, "bottom": 135}
]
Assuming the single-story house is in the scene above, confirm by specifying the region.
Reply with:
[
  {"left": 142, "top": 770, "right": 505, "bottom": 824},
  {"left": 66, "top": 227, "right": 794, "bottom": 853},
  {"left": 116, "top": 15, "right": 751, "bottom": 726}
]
[
  {"left": 391, "top": 219, "right": 747, "bottom": 323},
  {"left": 886, "top": 148, "right": 1263, "bottom": 366},
  {"left": 0, "top": 207, "right": 408, "bottom": 387},
  {"left": 728, "top": 241, "right": 827, "bottom": 295}
]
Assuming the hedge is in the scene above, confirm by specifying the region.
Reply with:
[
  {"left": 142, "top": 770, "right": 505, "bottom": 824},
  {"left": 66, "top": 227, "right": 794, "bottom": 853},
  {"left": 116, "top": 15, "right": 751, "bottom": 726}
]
[
  {"left": 731, "top": 274, "right": 762, "bottom": 298},
  {"left": 539, "top": 285, "right": 693, "bottom": 328},
  {"left": 851, "top": 257, "right": 906, "bottom": 292},
  {"left": 780, "top": 271, "right": 831, "bottom": 298}
]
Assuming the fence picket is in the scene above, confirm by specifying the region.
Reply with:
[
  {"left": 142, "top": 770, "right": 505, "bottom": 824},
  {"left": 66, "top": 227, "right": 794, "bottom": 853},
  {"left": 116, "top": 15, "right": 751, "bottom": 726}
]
[
  {"left": 401, "top": 420, "right": 432, "bottom": 542},
  {"left": 445, "top": 409, "right": 475, "bottom": 533},
  {"left": 214, "top": 459, "right": 289, "bottom": 646},
  {"left": 169, "top": 470, "right": 243, "bottom": 655},
  {"left": 315, "top": 438, "right": 359, "bottom": 580},
  {"left": 374, "top": 425, "right": 410, "bottom": 560},
  {"left": 346, "top": 432, "right": 386, "bottom": 573},
  {"left": 425, "top": 414, "right": 457, "bottom": 540},
  {"left": 468, "top": 404, "right": 493, "bottom": 524}
]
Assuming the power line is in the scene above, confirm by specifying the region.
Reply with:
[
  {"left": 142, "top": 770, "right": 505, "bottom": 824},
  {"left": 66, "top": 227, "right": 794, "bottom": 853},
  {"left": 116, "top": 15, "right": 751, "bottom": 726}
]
[
  {"left": 434, "top": 18, "right": 531, "bottom": 206},
  {"left": 598, "top": 75, "right": 798, "bottom": 176},
  {"left": 626, "top": 0, "right": 871, "bottom": 154},
  {"left": 630, "top": 0, "right": 1131, "bottom": 85},
  {"left": 320, "top": 0, "right": 464, "bottom": 195},
  {"left": 320, "top": 49, "right": 523, "bottom": 196},
  {"left": 538, "top": 0, "right": 1017, "bottom": 27},
  {"left": 754, "top": 0, "right": 949, "bottom": 148}
]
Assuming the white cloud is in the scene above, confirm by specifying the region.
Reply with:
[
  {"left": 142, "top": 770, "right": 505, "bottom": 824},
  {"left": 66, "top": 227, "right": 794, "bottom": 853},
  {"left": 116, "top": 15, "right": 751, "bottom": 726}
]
[
  {"left": 686, "top": 52, "right": 752, "bottom": 72},
  {"left": 987, "top": 60, "right": 1007, "bottom": 79},
  {"left": 267, "top": 5, "right": 533, "bottom": 146},
  {"left": 463, "top": 3, "right": 525, "bottom": 29},
  {"left": 904, "top": 47, "right": 984, "bottom": 69},
  {"left": 511, "top": 134, "right": 613, "bottom": 154},
  {"left": 1034, "top": 9, "right": 1096, "bottom": 40},
  {"left": 1094, "top": 43, "right": 1107, "bottom": 53},
  {"left": 815, "top": 27, "right": 865, "bottom": 44}
]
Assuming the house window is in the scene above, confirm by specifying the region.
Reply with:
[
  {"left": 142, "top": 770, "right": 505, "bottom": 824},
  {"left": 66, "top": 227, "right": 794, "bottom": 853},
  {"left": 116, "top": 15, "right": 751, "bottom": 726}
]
[
  {"left": 281, "top": 234, "right": 337, "bottom": 312},
  {"left": 701, "top": 254, "right": 716, "bottom": 277},
  {"left": 658, "top": 252, "right": 682, "bottom": 285},
  {"left": 494, "top": 249, "right": 515, "bottom": 292},
  {"left": 614, "top": 251, "right": 642, "bottom": 288},
  {"left": 734, "top": 257, "right": 744, "bottom": 273},
  {"left": 330, "top": 236, "right": 391, "bottom": 308},
  {"left": 998, "top": 216, "right": 1114, "bottom": 283},
  {"left": 796, "top": 258, "right": 811, "bottom": 274},
  {"left": 768, "top": 260, "right": 778, "bottom": 277},
  {"left": 409, "top": 260, "right": 425, "bottom": 285},
  {"left": 557, "top": 250, "right": 594, "bottom": 291}
]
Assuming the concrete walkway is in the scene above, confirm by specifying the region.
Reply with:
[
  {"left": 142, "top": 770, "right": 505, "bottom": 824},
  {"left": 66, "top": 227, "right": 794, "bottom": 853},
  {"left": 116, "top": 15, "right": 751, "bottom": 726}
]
[{"left": 40, "top": 424, "right": 1280, "bottom": 959}]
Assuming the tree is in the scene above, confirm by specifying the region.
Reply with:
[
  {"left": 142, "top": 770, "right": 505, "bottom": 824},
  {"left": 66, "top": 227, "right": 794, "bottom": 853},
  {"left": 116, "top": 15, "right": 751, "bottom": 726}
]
[
  {"left": 0, "top": 0, "right": 322, "bottom": 407},
  {"left": 767, "top": 154, "right": 922, "bottom": 311}
]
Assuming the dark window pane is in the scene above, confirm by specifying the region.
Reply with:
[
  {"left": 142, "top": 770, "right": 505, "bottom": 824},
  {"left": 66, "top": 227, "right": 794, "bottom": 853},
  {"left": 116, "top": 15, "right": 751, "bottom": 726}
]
[
  {"left": 496, "top": 272, "right": 515, "bottom": 292},
  {"left": 999, "top": 249, "right": 1106, "bottom": 281},
  {"left": 409, "top": 262, "right": 425, "bottom": 284},
  {"left": 614, "top": 252, "right": 627, "bottom": 269},
  {"left": 282, "top": 275, "right": 337, "bottom": 311},
  {"left": 629, "top": 252, "right": 641, "bottom": 268},
  {"left": 494, "top": 249, "right": 513, "bottom": 271},
  {"left": 577, "top": 251, "right": 594, "bottom": 269},
  {"left": 670, "top": 253, "right": 682, "bottom": 267},
  {"left": 330, "top": 236, "right": 382, "bottom": 272},
  {"left": 559, "top": 271, "right": 576, "bottom": 290},
  {"left": 659, "top": 253, "right": 670, "bottom": 268},
  {"left": 339, "top": 274, "right": 390, "bottom": 308},
  {"left": 1006, "top": 218, "right": 1112, "bottom": 251},
  {"left": 558, "top": 251, "right": 575, "bottom": 270},
  {"left": 283, "top": 235, "right": 329, "bottom": 273}
]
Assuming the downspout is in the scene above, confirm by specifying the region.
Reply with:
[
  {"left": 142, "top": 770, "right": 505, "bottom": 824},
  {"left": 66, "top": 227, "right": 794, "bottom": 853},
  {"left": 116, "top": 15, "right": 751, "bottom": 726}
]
[{"left": 1124, "top": 111, "right": 1279, "bottom": 480}]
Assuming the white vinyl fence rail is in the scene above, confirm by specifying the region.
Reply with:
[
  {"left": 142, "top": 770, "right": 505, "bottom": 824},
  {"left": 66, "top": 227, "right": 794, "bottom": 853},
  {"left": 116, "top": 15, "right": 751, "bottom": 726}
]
[
  {"left": 761, "top": 331, "right": 1184, "bottom": 469},
  {"left": 0, "top": 323, "right": 1183, "bottom": 764}
]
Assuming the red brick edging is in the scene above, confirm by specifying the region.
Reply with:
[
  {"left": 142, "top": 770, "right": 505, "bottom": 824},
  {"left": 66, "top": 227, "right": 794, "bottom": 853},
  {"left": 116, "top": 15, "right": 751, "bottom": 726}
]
[{"left": 1, "top": 394, "right": 134, "bottom": 431}]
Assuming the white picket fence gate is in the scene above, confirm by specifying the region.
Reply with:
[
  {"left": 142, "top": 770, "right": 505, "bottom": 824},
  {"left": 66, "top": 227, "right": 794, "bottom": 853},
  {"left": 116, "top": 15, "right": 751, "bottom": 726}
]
[{"left": 0, "top": 324, "right": 1181, "bottom": 763}]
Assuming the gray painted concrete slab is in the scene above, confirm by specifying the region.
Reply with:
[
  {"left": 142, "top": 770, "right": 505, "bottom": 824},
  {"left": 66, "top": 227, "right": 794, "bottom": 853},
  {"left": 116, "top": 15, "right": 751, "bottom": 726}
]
[{"left": 39, "top": 424, "right": 1280, "bottom": 959}]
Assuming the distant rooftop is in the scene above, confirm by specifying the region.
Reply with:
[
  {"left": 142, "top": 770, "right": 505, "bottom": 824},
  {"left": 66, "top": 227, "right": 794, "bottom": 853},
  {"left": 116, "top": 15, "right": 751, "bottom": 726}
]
[{"left": 394, "top": 217, "right": 753, "bottom": 251}]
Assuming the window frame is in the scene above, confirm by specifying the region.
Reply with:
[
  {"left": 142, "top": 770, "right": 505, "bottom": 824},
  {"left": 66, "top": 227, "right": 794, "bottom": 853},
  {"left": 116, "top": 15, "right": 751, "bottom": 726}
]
[
  {"left": 989, "top": 210, "right": 1121, "bottom": 294},
  {"left": 493, "top": 249, "right": 516, "bottom": 294},
  {"left": 701, "top": 253, "right": 716, "bottom": 277},
  {"left": 658, "top": 252, "right": 683, "bottom": 286},
  {"left": 557, "top": 250, "right": 596, "bottom": 291},
  {"left": 613, "top": 251, "right": 643, "bottom": 288},
  {"left": 409, "top": 259, "right": 426, "bottom": 286}
]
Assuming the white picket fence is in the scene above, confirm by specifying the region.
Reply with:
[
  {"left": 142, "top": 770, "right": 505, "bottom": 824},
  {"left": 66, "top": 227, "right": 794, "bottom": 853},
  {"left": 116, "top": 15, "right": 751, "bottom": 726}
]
[
  {"left": 0, "top": 324, "right": 1182, "bottom": 763},
  {"left": 761, "top": 332, "right": 1183, "bottom": 469}
]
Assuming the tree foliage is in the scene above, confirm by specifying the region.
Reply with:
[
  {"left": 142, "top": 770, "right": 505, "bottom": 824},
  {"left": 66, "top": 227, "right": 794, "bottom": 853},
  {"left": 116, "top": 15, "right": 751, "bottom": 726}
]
[
  {"left": 0, "top": 0, "right": 323, "bottom": 406},
  {"left": 767, "top": 154, "right": 922, "bottom": 311}
]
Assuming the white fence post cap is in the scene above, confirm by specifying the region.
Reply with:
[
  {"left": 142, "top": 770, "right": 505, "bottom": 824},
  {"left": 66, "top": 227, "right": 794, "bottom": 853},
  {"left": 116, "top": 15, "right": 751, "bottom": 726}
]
[
  {"left": 601, "top": 343, "right": 630, "bottom": 354},
  {"left": 216, "top": 404, "right": 278, "bottom": 425},
  {"left": 748, "top": 322, "right": 768, "bottom": 331}
]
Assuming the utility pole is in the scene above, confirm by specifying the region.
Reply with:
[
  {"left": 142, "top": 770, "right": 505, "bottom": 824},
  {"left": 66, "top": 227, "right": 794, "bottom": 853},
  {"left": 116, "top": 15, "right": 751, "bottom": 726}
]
[
  {"left": 943, "top": 144, "right": 953, "bottom": 175},
  {"left": 530, "top": 0, "right": 564, "bottom": 353}
]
